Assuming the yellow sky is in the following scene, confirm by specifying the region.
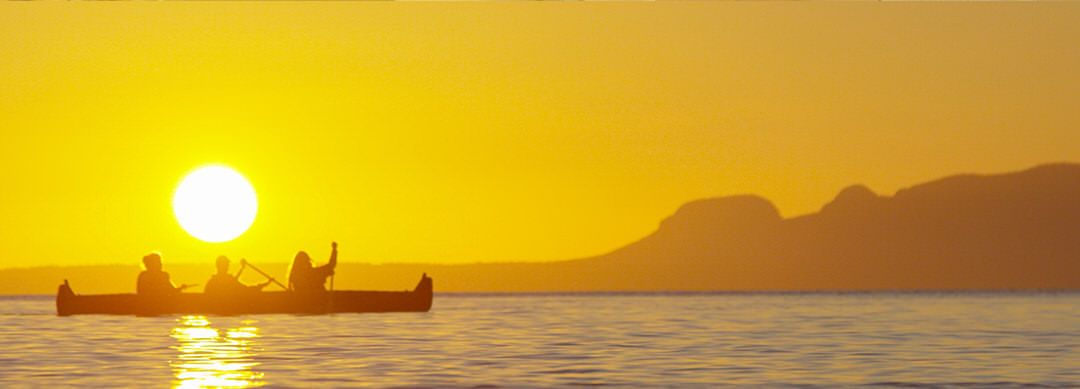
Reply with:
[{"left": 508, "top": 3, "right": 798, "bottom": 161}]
[{"left": 2, "top": 3, "right": 1079, "bottom": 267}]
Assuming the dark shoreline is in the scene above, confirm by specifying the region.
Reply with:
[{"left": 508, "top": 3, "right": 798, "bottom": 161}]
[{"left": 5, "top": 289, "right": 1080, "bottom": 300}]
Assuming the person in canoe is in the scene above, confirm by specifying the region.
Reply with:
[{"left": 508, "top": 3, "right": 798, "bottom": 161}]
[
  {"left": 287, "top": 241, "right": 338, "bottom": 292},
  {"left": 137, "top": 252, "right": 192, "bottom": 296},
  {"left": 205, "top": 256, "right": 270, "bottom": 295}
]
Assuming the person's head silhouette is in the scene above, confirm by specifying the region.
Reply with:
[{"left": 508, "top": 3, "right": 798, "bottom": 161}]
[
  {"left": 142, "top": 253, "right": 162, "bottom": 272},
  {"left": 293, "top": 251, "right": 312, "bottom": 269},
  {"left": 216, "top": 256, "right": 230, "bottom": 275}
]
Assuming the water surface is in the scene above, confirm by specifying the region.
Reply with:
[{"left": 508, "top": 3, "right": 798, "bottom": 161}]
[{"left": 1, "top": 292, "right": 1078, "bottom": 388}]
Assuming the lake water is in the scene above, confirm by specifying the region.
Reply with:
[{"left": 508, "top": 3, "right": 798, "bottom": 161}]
[{"left": 1, "top": 292, "right": 1078, "bottom": 388}]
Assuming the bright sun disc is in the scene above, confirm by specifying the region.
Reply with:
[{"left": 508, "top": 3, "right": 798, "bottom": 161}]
[{"left": 173, "top": 166, "right": 257, "bottom": 243}]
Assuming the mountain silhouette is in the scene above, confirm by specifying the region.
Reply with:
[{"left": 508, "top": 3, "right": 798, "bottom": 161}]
[
  {"left": 573, "top": 163, "right": 1080, "bottom": 290},
  {"left": 3, "top": 163, "right": 1079, "bottom": 294}
]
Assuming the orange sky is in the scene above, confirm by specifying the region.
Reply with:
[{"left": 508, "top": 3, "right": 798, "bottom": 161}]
[{"left": 2, "top": 3, "right": 1079, "bottom": 268}]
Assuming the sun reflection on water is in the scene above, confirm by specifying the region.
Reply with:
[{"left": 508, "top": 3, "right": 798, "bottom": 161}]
[{"left": 170, "top": 315, "right": 264, "bottom": 388}]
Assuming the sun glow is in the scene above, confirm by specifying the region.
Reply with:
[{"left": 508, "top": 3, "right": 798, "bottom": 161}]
[{"left": 173, "top": 166, "right": 258, "bottom": 243}]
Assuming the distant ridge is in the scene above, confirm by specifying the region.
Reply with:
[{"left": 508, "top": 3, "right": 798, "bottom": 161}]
[
  {"left": 4, "top": 163, "right": 1080, "bottom": 294},
  {"left": 574, "top": 162, "right": 1080, "bottom": 291}
]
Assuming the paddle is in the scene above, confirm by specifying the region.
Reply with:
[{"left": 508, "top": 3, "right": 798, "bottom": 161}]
[
  {"left": 239, "top": 259, "right": 290, "bottom": 291},
  {"left": 328, "top": 242, "right": 336, "bottom": 310}
]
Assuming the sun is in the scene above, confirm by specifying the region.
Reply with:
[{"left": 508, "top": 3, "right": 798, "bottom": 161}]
[{"left": 173, "top": 166, "right": 258, "bottom": 243}]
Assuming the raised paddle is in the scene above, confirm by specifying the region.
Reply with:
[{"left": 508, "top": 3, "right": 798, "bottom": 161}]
[
  {"left": 239, "top": 259, "right": 289, "bottom": 291},
  {"left": 328, "top": 241, "right": 336, "bottom": 310}
]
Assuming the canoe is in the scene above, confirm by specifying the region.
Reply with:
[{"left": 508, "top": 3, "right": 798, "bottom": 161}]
[{"left": 56, "top": 274, "right": 433, "bottom": 316}]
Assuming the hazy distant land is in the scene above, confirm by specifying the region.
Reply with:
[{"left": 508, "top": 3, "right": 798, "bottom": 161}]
[{"left": 4, "top": 163, "right": 1080, "bottom": 295}]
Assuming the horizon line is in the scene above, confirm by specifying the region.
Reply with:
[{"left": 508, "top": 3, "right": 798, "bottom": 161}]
[{"left": 4, "top": 288, "right": 1080, "bottom": 298}]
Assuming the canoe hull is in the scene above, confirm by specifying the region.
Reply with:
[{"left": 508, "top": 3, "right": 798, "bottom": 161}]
[{"left": 56, "top": 275, "right": 433, "bottom": 316}]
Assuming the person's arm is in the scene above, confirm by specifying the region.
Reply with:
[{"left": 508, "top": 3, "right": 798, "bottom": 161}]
[
  {"left": 166, "top": 273, "right": 193, "bottom": 293},
  {"left": 310, "top": 243, "right": 339, "bottom": 280},
  {"left": 136, "top": 272, "right": 147, "bottom": 294},
  {"left": 164, "top": 273, "right": 180, "bottom": 294},
  {"left": 328, "top": 241, "right": 338, "bottom": 269},
  {"left": 316, "top": 242, "right": 338, "bottom": 276}
]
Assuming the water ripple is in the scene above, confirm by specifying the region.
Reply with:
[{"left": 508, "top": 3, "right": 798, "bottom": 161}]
[{"left": 0, "top": 292, "right": 1079, "bottom": 387}]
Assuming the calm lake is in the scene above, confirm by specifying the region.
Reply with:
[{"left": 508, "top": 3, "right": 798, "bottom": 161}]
[{"left": 1, "top": 292, "right": 1078, "bottom": 388}]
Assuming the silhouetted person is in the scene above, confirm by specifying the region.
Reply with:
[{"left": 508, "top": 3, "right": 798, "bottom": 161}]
[
  {"left": 288, "top": 241, "right": 337, "bottom": 292},
  {"left": 205, "top": 256, "right": 270, "bottom": 295},
  {"left": 137, "top": 253, "right": 190, "bottom": 296}
]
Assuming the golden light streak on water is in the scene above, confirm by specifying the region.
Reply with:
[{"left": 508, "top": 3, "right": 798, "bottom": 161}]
[{"left": 170, "top": 315, "right": 264, "bottom": 388}]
